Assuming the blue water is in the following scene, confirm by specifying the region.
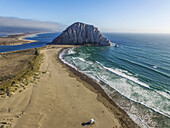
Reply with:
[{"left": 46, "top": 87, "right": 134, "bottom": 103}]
[
  {"left": 0, "top": 32, "right": 170, "bottom": 127},
  {"left": 60, "top": 33, "right": 170, "bottom": 128},
  {"left": 103, "top": 33, "right": 170, "bottom": 92},
  {"left": 0, "top": 33, "right": 60, "bottom": 53},
  {"left": 0, "top": 34, "right": 7, "bottom": 37}
]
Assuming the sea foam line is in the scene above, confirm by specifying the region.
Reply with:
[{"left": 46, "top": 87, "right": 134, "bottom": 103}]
[
  {"left": 59, "top": 49, "right": 78, "bottom": 70},
  {"left": 68, "top": 48, "right": 76, "bottom": 55},
  {"left": 73, "top": 56, "right": 170, "bottom": 101},
  {"left": 78, "top": 58, "right": 170, "bottom": 118},
  {"left": 59, "top": 49, "right": 170, "bottom": 124},
  {"left": 96, "top": 61, "right": 150, "bottom": 89},
  {"left": 59, "top": 50, "right": 169, "bottom": 127}
]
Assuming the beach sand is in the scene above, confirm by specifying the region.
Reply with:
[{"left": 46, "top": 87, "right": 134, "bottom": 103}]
[
  {"left": 0, "top": 48, "right": 138, "bottom": 128},
  {"left": 0, "top": 33, "right": 36, "bottom": 45}
]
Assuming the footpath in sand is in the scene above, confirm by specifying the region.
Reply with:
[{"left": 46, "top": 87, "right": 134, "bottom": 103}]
[{"left": 0, "top": 48, "right": 121, "bottom": 128}]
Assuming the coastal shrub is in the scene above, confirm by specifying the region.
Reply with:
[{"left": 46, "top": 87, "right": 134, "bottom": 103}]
[
  {"left": 0, "top": 125, "right": 5, "bottom": 128},
  {"left": 42, "top": 71, "right": 47, "bottom": 74},
  {"left": 0, "top": 48, "right": 43, "bottom": 96},
  {"left": 1, "top": 122, "right": 7, "bottom": 124}
]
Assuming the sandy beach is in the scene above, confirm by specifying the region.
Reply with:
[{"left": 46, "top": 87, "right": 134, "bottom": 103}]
[
  {"left": 0, "top": 47, "right": 138, "bottom": 128},
  {"left": 0, "top": 33, "right": 36, "bottom": 46}
]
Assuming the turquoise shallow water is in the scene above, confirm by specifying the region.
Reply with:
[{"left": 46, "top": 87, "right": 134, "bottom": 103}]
[{"left": 60, "top": 33, "right": 170, "bottom": 128}]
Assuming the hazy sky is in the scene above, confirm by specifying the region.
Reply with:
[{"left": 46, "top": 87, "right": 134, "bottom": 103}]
[{"left": 0, "top": 0, "right": 170, "bottom": 33}]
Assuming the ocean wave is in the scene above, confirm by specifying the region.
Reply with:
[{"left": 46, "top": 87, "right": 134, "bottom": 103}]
[
  {"left": 68, "top": 48, "right": 76, "bottom": 55},
  {"left": 103, "top": 81, "right": 170, "bottom": 128},
  {"left": 139, "top": 61, "right": 170, "bottom": 76},
  {"left": 123, "top": 45, "right": 146, "bottom": 52},
  {"left": 156, "top": 90, "right": 170, "bottom": 100},
  {"left": 60, "top": 33, "right": 170, "bottom": 128},
  {"left": 117, "top": 57, "right": 170, "bottom": 78},
  {"left": 59, "top": 49, "right": 78, "bottom": 70},
  {"left": 96, "top": 61, "right": 150, "bottom": 88},
  {"left": 77, "top": 57, "right": 170, "bottom": 116},
  {"left": 77, "top": 57, "right": 86, "bottom": 62},
  {"left": 102, "top": 74, "right": 170, "bottom": 118},
  {"left": 60, "top": 50, "right": 170, "bottom": 128},
  {"left": 76, "top": 57, "right": 94, "bottom": 65},
  {"left": 112, "top": 49, "right": 138, "bottom": 59},
  {"left": 95, "top": 60, "right": 170, "bottom": 98},
  {"left": 114, "top": 45, "right": 170, "bottom": 66}
]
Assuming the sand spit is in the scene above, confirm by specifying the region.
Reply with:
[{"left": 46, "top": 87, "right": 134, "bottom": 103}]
[{"left": 0, "top": 33, "right": 36, "bottom": 46}]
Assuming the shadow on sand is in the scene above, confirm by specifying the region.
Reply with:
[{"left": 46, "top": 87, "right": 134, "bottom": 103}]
[{"left": 81, "top": 121, "right": 91, "bottom": 126}]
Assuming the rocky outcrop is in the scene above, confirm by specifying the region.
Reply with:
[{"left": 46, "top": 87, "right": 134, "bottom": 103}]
[{"left": 51, "top": 22, "right": 111, "bottom": 46}]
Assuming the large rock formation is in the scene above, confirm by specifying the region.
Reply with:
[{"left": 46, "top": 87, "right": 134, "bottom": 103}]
[{"left": 51, "top": 22, "right": 111, "bottom": 46}]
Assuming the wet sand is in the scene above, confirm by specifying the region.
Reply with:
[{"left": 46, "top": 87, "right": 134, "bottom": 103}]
[{"left": 0, "top": 47, "right": 138, "bottom": 128}]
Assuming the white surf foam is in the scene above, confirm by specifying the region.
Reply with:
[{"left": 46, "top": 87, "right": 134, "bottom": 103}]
[
  {"left": 96, "top": 61, "right": 150, "bottom": 88},
  {"left": 26, "top": 33, "right": 38, "bottom": 38},
  {"left": 77, "top": 57, "right": 86, "bottom": 62},
  {"left": 68, "top": 48, "right": 76, "bottom": 55},
  {"left": 153, "top": 65, "right": 157, "bottom": 69},
  {"left": 105, "top": 67, "right": 150, "bottom": 88},
  {"left": 84, "top": 60, "right": 170, "bottom": 118},
  {"left": 157, "top": 90, "right": 170, "bottom": 99},
  {"left": 59, "top": 50, "right": 170, "bottom": 127},
  {"left": 76, "top": 57, "right": 94, "bottom": 65},
  {"left": 59, "top": 49, "right": 78, "bottom": 70}
]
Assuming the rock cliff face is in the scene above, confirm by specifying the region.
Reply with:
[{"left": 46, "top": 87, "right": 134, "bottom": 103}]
[{"left": 51, "top": 22, "right": 111, "bottom": 46}]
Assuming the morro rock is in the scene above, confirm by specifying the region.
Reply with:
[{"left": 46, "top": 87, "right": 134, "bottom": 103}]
[{"left": 51, "top": 22, "right": 111, "bottom": 46}]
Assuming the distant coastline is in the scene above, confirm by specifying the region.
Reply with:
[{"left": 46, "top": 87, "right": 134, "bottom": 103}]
[
  {"left": 0, "top": 32, "right": 50, "bottom": 53},
  {"left": 0, "top": 34, "right": 7, "bottom": 37},
  {"left": 0, "top": 33, "right": 37, "bottom": 46}
]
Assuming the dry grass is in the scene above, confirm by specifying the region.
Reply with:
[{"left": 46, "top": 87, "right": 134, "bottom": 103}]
[
  {"left": 0, "top": 48, "right": 43, "bottom": 96},
  {"left": 0, "top": 33, "right": 34, "bottom": 45}
]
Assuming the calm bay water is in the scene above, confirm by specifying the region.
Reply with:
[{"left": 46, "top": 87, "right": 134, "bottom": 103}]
[
  {"left": 0, "top": 33, "right": 60, "bottom": 53},
  {"left": 0, "top": 32, "right": 169, "bottom": 127},
  {"left": 0, "top": 34, "right": 7, "bottom": 37}
]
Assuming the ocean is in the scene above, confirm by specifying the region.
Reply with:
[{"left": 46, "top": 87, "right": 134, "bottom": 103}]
[
  {"left": 59, "top": 33, "right": 170, "bottom": 128},
  {"left": 0, "top": 32, "right": 169, "bottom": 127}
]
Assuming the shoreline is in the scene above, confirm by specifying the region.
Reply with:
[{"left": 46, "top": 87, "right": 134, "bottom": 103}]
[
  {"left": 0, "top": 33, "right": 38, "bottom": 46},
  {"left": 18, "top": 33, "right": 37, "bottom": 43},
  {"left": 0, "top": 32, "right": 143, "bottom": 127},
  {"left": 1, "top": 45, "right": 168, "bottom": 127},
  {"left": 0, "top": 48, "right": 124, "bottom": 128},
  {"left": 58, "top": 47, "right": 170, "bottom": 128},
  {"left": 0, "top": 33, "right": 140, "bottom": 127},
  {"left": 0, "top": 47, "right": 139, "bottom": 128},
  {"left": 0, "top": 32, "right": 169, "bottom": 127},
  {"left": 57, "top": 47, "right": 139, "bottom": 128}
]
